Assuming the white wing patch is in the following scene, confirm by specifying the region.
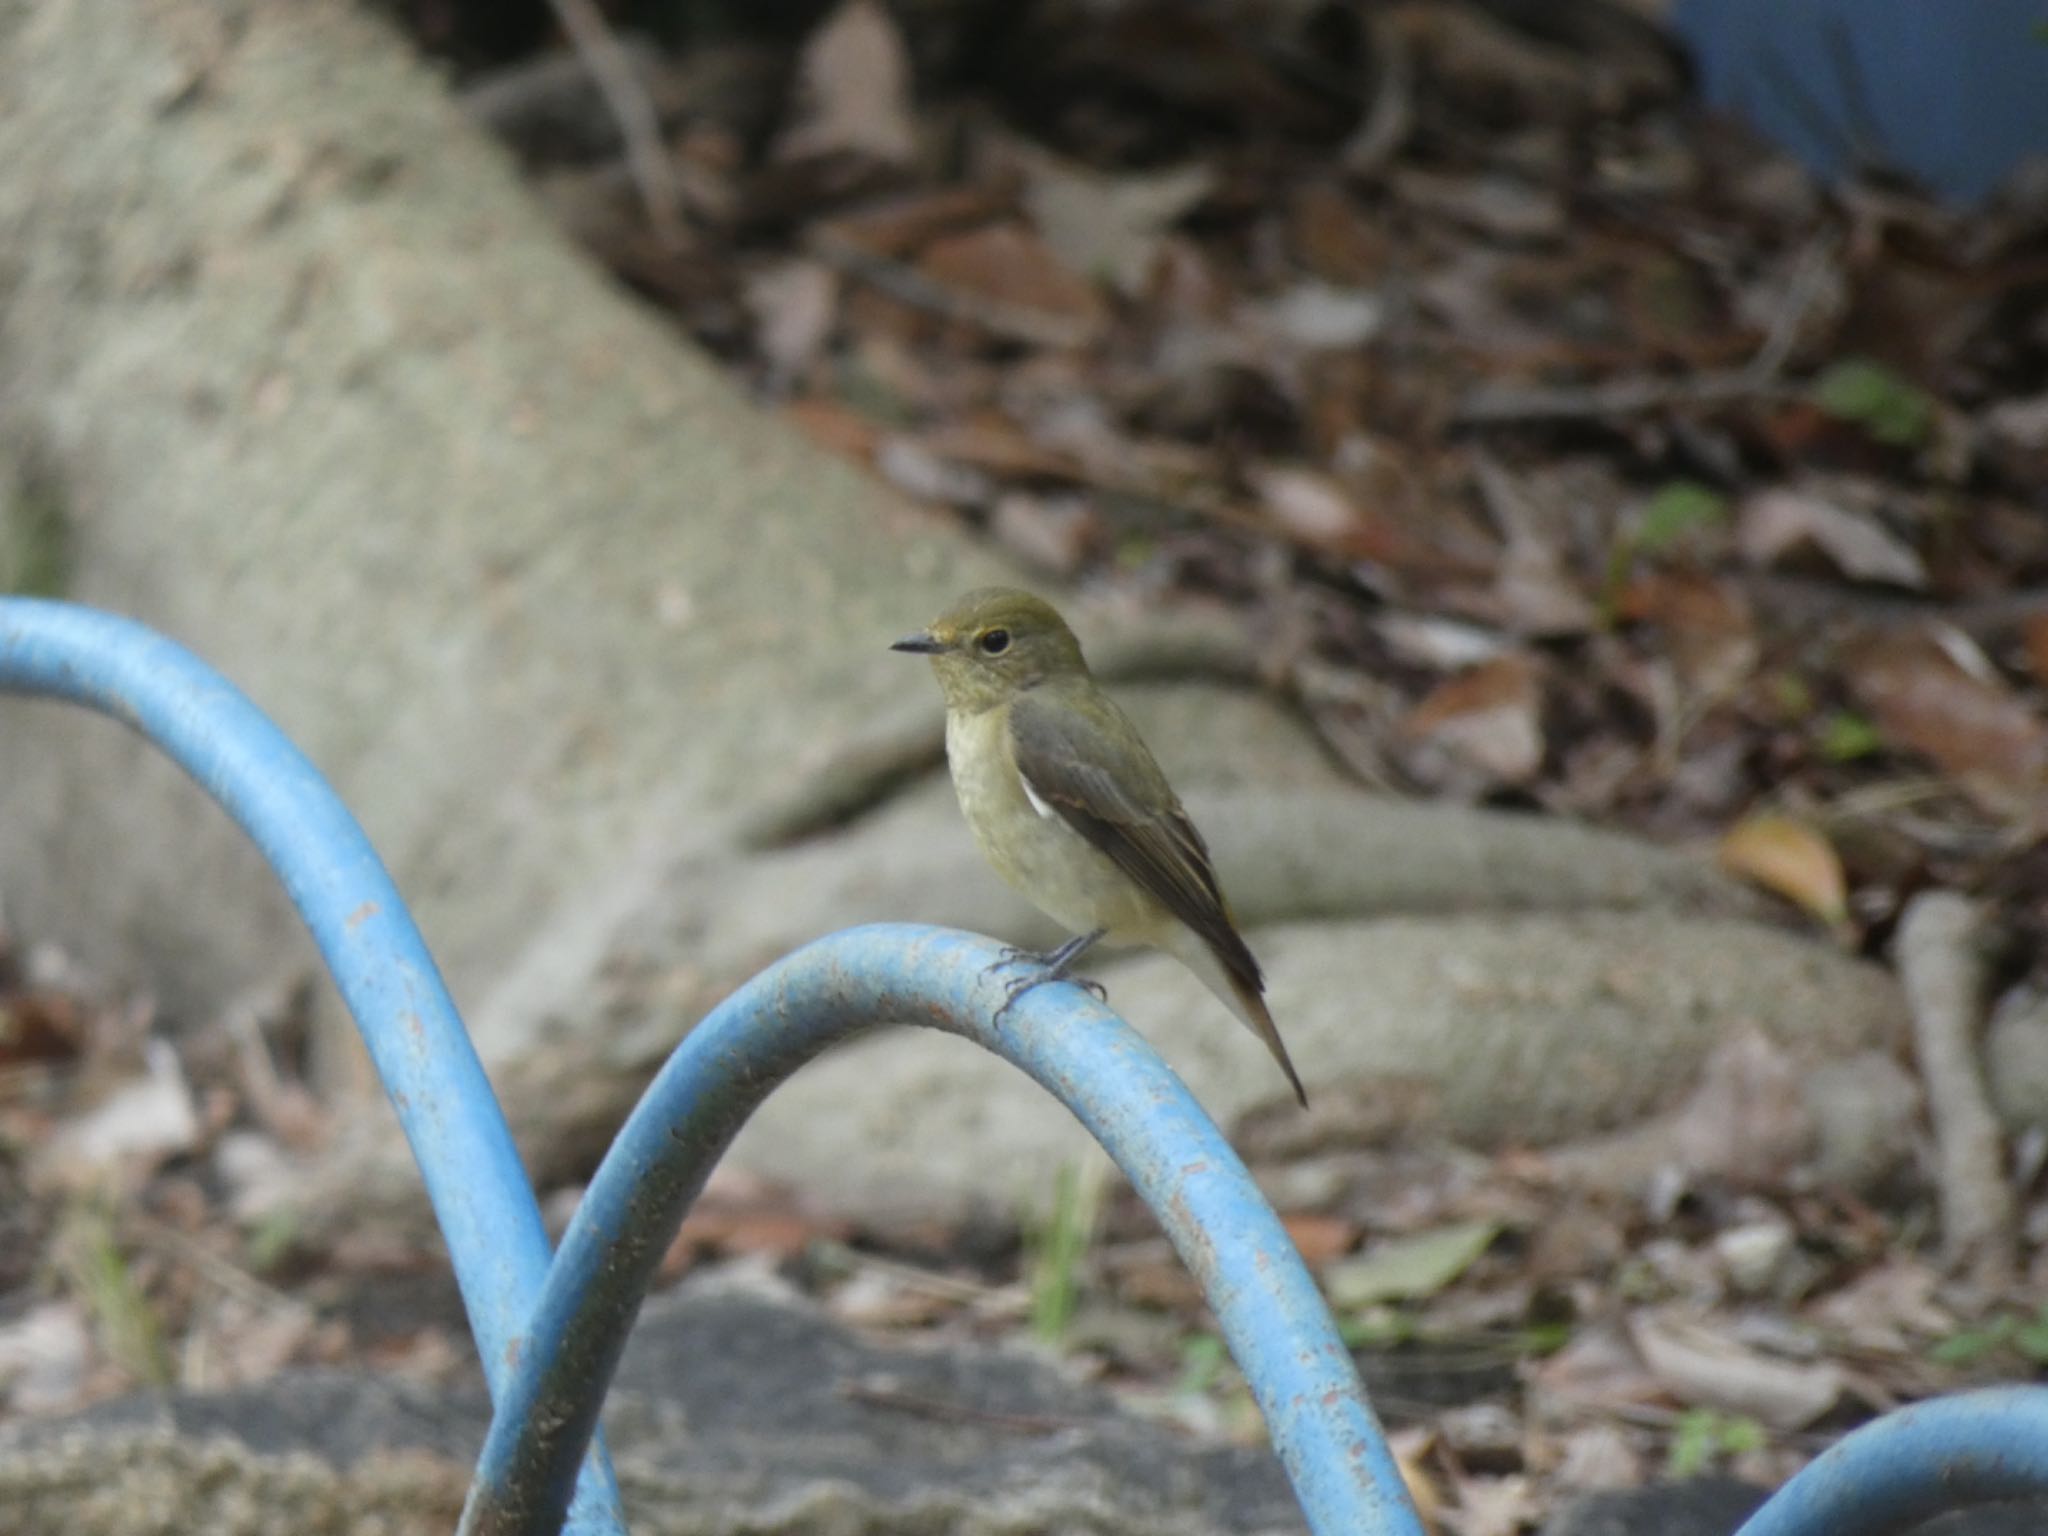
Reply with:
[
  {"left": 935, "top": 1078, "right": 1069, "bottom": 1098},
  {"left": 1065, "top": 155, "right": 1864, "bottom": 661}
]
[{"left": 1020, "top": 770, "right": 1057, "bottom": 819}]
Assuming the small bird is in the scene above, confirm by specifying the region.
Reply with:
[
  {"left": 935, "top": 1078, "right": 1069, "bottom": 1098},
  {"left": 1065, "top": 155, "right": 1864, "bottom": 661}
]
[{"left": 893, "top": 586, "right": 1307, "bottom": 1107}]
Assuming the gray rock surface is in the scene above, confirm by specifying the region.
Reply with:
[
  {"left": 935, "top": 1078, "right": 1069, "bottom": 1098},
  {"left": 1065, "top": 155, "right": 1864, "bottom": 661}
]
[
  {"left": 0, "top": 1279, "right": 1309, "bottom": 1536},
  {"left": 1985, "top": 987, "right": 2048, "bottom": 1130},
  {"left": 731, "top": 913, "right": 1912, "bottom": 1219},
  {"left": 5, "top": 1281, "right": 2039, "bottom": 1536},
  {"left": 1542, "top": 1478, "right": 1769, "bottom": 1536}
]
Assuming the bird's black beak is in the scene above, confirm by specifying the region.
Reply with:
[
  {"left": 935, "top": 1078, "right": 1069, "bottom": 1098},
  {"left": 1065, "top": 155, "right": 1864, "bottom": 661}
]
[{"left": 890, "top": 631, "right": 946, "bottom": 655}]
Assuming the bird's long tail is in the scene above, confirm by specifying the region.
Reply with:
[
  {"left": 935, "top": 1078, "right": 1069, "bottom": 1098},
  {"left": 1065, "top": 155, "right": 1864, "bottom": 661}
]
[{"left": 1169, "top": 929, "right": 1309, "bottom": 1109}]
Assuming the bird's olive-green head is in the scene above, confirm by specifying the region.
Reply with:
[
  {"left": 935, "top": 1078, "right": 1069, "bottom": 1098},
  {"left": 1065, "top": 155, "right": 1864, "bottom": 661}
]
[{"left": 891, "top": 586, "right": 1089, "bottom": 713}]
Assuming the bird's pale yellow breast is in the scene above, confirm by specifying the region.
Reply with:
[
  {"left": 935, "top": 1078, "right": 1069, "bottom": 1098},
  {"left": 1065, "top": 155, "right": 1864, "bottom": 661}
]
[
  {"left": 944, "top": 703, "right": 1165, "bottom": 941},
  {"left": 945, "top": 705, "right": 1027, "bottom": 833}
]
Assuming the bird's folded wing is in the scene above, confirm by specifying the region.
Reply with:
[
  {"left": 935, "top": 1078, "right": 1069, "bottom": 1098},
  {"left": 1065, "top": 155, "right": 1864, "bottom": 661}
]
[{"left": 1008, "top": 691, "right": 1262, "bottom": 992}]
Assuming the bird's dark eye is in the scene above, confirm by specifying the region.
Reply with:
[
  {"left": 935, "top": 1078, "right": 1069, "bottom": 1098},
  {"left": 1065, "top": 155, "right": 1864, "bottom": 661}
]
[{"left": 978, "top": 629, "right": 1011, "bottom": 655}]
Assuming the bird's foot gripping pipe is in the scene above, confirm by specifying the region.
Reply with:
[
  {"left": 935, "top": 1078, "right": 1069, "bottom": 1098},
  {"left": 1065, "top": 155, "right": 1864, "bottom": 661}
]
[{"left": 988, "top": 928, "right": 1109, "bottom": 1023}]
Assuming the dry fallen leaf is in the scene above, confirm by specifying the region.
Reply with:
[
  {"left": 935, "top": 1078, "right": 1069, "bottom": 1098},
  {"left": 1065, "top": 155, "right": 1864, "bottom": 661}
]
[
  {"left": 661, "top": 1168, "right": 851, "bottom": 1280},
  {"left": 1985, "top": 394, "right": 2048, "bottom": 452},
  {"left": 183, "top": 1296, "right": 317, "bottom": 1389},
  {"left": 1022, "top": 156, "right": 1212, "bottom": 298},
  {"left": 1247, "top": 463, "right": 1406, "bottom": 563},
  {"left": 2021, "top": 612, "right": 2048, "bottom": 689},
  {"left": 1388, "top": 1426, "right": 1449, "bottom": 1534},
  {"left": 1810, "top": 1257, "right": 1952, "bottom": 1353},
  {"left": 1618, "top": 571, "right": 1757, "bottom": 697},
  {"left": 1289, "top": 180, "right": 1393, "bottom": 284},
  {"left": 1466, "top": 459, "right": 1601, "bottom": 637},
  {"left": 1095, "top": 1240, "right": 1203, "bottom": 1312},
  {"left": 783, "top": 396, "right": 883, "bottom": 464},
  {"left": 1662, "top": 1027, "right": 1812, "bottom": 1190},
  {"left": 1628, "top": 1309, "right": 1843, "bottom": 1429},
  {"left": 918, "top": 417, "right": 1079, "bottom": 480},
  {"left": 1846, "top": 628, "right": 2048, "bottom": 820},
  {"left": 875, "top": 435, "right": 992, "bottom": 507},
  {"left": 1451, "top": 1474, "right": 1540, "bottom": 1536},
  {"left": 1325, "top": 1220, "right": 1501, "bottom": 1308},
  {"left": 1439, "top": 1400, "right": 1522, "bottom": 1470},
  {"left": 0, "top": 989, "right": 83, "bottom": 1069},
  {"left": 1395, "top": 167, "right": 1565, "bottom": 240},
  {"left": 1247, "top": 280, "right": 1386, "bottom": 352},
  {"left": 1520, "top": 1197, "right": 1629, "bottom": 1288},
  {"left": 816, "top": 184, "right": 1012, "bottom": 260},
  {"left": 1550, "top": 1422, "right": 1643, "bottom": 1492},
  {"left": 1402, "top": 655, "right": 1546, "bottom": 788},
  {"left": 1713, "top": 1216, "right": 1797, "bottom": 1296},
  {"left": 828, "top": 1267, "right": 972, "bottom": 1328},
  {"left": 775, "top": 0, "right": 918, "bottom": 165},
  {"left": 745, "top": 260, "right": 840, "bottom": 385},
  {"left": 0, "top": 1302, "right": 91, "bottom": 1414},
  {"left": 915, "top": 223, "right": 1108, "bottom": 348},
  {"left": 40, "top": 1039, "right": 201, "bottom": 1188},
  {"left": 1531, "top": 1320, "right": 1667, "bottom": 1414},
  {"left": 1738, "top": 487, "right": 1927, "bottom": 588},
  {"left": 1718, "top": 815, "right": 1849, "bottom": 926},
  {"left": 1376, "top": 613, "right": 1511, "bottom": 671},
  {"left": 1280, "top": 1211, "right": 1359, "bottom": 1266},
  {"left": 1483, "top": 547, "right": 1599, "bottom": 637},
  {"left": 990, "top": 491, "right": 1098, "bottom": 575}
]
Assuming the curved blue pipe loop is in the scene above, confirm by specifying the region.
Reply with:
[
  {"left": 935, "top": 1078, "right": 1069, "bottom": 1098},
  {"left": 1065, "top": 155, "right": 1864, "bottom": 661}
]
[
  {"left": 20, "top": 594, "right": 2048, "bottom": 1536},
  {"left": 1734, "top": 1387, "right": 2048, "bottom": 1536},
  {"left": 0, "top": 597, "right": 625, "bottom": 1535},
  {"left": 459, "top": 923, "right": 1428, "bottom": 1536}
]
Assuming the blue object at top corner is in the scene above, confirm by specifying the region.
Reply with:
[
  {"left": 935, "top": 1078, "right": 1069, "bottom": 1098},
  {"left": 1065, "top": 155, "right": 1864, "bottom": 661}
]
[{"left": 1673, "top": 0, "right": 2048, "bottom": 206}]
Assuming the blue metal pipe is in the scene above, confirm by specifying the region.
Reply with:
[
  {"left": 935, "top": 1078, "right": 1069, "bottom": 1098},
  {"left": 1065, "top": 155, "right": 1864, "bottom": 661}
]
[
  {"left": 17, "top": 595, "right": 2048, "bottom": 1536},
  {"left": 0, "top": 597, "right": 626, "bottom": 1535},
  {"left": 1734, "top": 1387, "right": 2048, "bottom": 1536},
  {"left": 458, "top": 923, "right": 1427, "bottom": 1536}
]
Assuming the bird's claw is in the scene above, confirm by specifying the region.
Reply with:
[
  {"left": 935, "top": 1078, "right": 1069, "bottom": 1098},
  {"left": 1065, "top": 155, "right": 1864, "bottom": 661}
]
[
  {"left": 988, "top": 964, "right": 1108, "bottom": 1028},
  {"left": 979, "top": 949, "right": 1037, "bottom": 997}
]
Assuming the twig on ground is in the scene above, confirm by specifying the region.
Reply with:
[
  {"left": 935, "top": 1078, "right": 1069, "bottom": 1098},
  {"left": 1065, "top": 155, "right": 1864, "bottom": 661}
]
[
  {"left": 1452, "top": 371, "right": 1796, "bottom": 427},
  {"left": 129, "top": 1212, "right": 305, "bottom": 1316},
  {"left": 546, "top": 0, "right": 686, "bottom": 250},
  {"left": 837, "top": 1376, "right": 1080, "bottom": 1435},
  {"left": 812, "top": 1241, "right": 1025, "bottom": 1310},
  {"left": 1746, "top": 234, "right": 1840, "bottom": 380},
  {"left": 1894, "top": 892, "right": 2016, "bottom": 1291},
  {"left": 1452, "top": 232, "right": 1837, "bottom": 427},
  {"left": 807, "top": 227, "right": 1099, "bottom": 350},
  {"left": 1743, "top": 573, "right": 2048, "bottom": 636},
  {"left": 218, "top": 970, "right": 318, "bottom": 1144},
  {"left": 462, "top": 37, "right": 654, "bottom": 152},
  {"left": 1342, "top": 5, "right": 1413, "bottom": 176}
]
